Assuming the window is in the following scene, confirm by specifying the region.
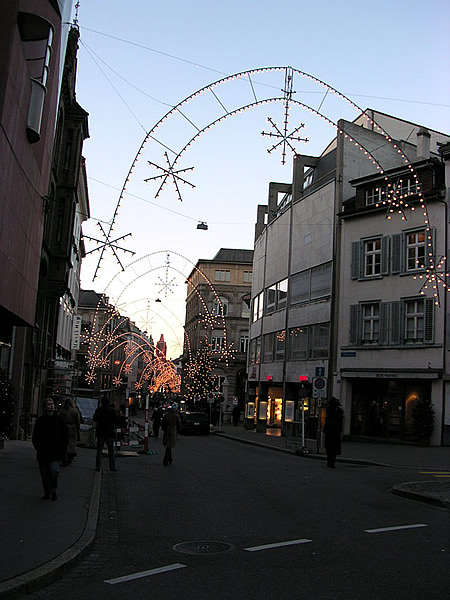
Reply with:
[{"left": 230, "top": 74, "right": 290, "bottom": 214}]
[
  {"left": 288, "top": 327, "right": 307, "bottom": 360},
  {"left": 239, "top": 333, "right": 249, "bottom": 353},
  {"left": 397, "top": 177, "right": 418, "bottom": 197},
  {"left": 266, "top": 285, "right": 277, "bottom": 314},
  {"left": 365, "top": 186, "right": 386, "bottom": 206},
  {"left": 18, "top": 13, "right": 54, "bottom": 143},
  {"left": 252, "top": 292, "right": 264, "bottom": 322},
  {"left": 349, "top": 299, "right": 433, "bottom": 346},
  {"left": 351, "top": 238, "right": 389, "bottom": 279},
  {"left": 243, "top": 271, "right": 253, "bottom": 283},
  {"left": 362, "top": 303, "right": 379, "bottom": 344},
  {"left": 405, "top": 299, "right": 425, "bottom": 343},
  {"left": 291, "top": 270, "right": 310, "bottom": 304},
  {"left": 277, "top": 279, "right": 288, "bottom": 309},
  {"left": 212, "top": 296, "right": 228, "bottom": 317},
  {"left": 309, "top": 324, "right": 329, "bottom": 358},
  {"left": 215, "top": 269, "right": 230, "bottom": 282},
  {"left": 291, "top": 263, "right": 332, "bottom": 304},
  {"left": 263, "top": 333, "right": 274, "bottom": 362},
  {"left": 364, "top": 238, "right": 381, "bottom": 276},
  {"left": 310, "top": 263, "right": 332, "bottom": 299},
  {"left": 211, "top": 330, "right": 225, "bottom": 351},
  {"left": 249, "top": 337, "right": 261, "bottom": 364},
  {"left": 274, "top": 330, "right": 286, "bottom": 361},
  {"left": 406, "top": 230, "right": 426, "bottom": 271},
  {"left": 265, "top": 279, "right": 288, "bottom": 313}
]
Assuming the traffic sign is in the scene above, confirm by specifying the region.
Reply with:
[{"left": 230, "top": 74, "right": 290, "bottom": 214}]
[{"left": 312, "top": 376, "right": 327, "bottom": 398}]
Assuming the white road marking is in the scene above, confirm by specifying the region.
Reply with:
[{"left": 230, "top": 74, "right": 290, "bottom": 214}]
[
  {"left": 365, "top": 524, "right": 428, "bottom": 534},
  {"left": 244, "top": 538, "right": 312, "bottom": 552},
  {"left": 104, "top": 563, "right": 187, "bottom": 584}
]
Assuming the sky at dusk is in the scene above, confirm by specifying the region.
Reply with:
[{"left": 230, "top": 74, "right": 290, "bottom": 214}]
[{"left": 74, "top": 0, "right": 450, "bottom": 358}]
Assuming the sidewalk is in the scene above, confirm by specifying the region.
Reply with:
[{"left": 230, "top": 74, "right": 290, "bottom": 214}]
[
  {"left": 0, "top": 425, "right": 448, "bottom": 599},
  {"left": 0, "top": 440, "right": 101, "bottom": 599}
]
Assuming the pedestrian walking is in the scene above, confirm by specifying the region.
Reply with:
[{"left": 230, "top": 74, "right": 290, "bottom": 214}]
[
  {"left": 323, "top": 397, "right": 344, "bottom": 468},
  {"left": 232, "top": 404, "right": 241, "bottom": 426},
  {"left": 32, "top": 398, "right": 69, "bottom": 500},
  {"left": 93, "top": 397, "right": 118, "bottom": 472},
  {"left": 59, "top": 398, "right": 80, "bottom": 465},
  {"left": 152, "top": 406, "right": 163, "bottom": 439},
  {"left": 161, "top": 404, "right": 181, "bottom": 466}
]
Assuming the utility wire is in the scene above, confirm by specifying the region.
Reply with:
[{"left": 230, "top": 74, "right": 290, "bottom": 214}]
[{"left": 79, "top": 25, "right": 450, "bottom": 109}]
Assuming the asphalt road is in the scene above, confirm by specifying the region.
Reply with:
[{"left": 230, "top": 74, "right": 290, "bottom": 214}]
[{"left": 31, "top": 434, "right": 449, "bottom": 600}]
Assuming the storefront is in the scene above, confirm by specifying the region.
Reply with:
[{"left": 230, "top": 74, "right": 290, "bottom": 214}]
[{"left": 350, "top": 378, "right": 432, "bottom": 442}]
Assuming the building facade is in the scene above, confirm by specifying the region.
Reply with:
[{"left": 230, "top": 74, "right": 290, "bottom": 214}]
[
  {"left": 183, "top": 248, "right": 253, "bottom": 415},
  {"left": 248, "top": 110, "right": 450, "bottom": 445}
]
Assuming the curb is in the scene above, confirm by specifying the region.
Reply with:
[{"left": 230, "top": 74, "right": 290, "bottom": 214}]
[
  {"left": 0, "top": 471, "right": 102, "bottom": 600},
  {"left": 392, "top": 482, "right": 450, "bottom": 510}
]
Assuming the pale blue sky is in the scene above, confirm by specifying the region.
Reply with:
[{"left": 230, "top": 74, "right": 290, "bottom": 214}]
[{"left": 75, "top": 0, "right": 450, "bottom": 357}]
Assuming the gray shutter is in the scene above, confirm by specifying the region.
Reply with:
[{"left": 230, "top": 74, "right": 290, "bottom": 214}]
[
  {"left": 424, "top": 298, "right": 434, "bottom": 343},
  {"left": 381, "top": 236, "right": 390, "bottom": 275},
  {"left": 379, "top": 302, "right": 390, "bottom": 345},
  {"left": 390, "top": 301, "right": 402, "bottom": 345},
  {"left": 351, "top": 242, "right": 361, "bottom": 280},
  {"left": 391, "top": 234, "right": 401, "bottom": 274},
  {"left": 349, "top": 304, "right": 360, "bottom": 345}
]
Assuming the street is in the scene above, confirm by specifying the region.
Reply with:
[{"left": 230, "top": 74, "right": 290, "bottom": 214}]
[{"left": 32, "top": 435, "right": 449, "bottom": 600}]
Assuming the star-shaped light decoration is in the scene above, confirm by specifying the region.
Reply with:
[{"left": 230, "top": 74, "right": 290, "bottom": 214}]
[
  {"left": 261, "top": 67, "right": 309, "bottom": 164},
  {"left": 155, "top": 252, "right": 178, "bottom": 297},
  {"left": 83, "top": 222, "right": 135, "bottom": 280},
  {"left": 145, "top": 152, "right": 195, "bottom": 202},
  {"left": 414, "top": 255, "right": 449, "bottom": 307}
]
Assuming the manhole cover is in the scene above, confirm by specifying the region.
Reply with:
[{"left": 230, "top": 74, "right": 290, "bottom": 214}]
[{"left": 172, "top": 541, "right": 234, "bottom": 555}]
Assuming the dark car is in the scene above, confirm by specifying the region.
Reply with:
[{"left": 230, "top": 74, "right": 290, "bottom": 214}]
[{"left": 179, "top": 411, "right": 209, "bottom": 435}]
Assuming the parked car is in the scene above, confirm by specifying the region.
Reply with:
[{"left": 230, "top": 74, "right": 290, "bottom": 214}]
[{"left": 179, "top": 411, "right": 209, "bottom": 435}]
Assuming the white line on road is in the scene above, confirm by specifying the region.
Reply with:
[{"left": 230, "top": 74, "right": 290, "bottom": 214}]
[
  {"left": 244, "top": 538, "right": 312, "bottom": 552},
  {"left": 365, "top": 524, "right": 428, "bottom": 534},
  {"left": 104, "top": 563, "right": 187, "bottom": 584}
]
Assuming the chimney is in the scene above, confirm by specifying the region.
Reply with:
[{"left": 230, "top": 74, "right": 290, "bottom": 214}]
[{"left": 416, "top": 127, "right": 431, "bottom": 160}]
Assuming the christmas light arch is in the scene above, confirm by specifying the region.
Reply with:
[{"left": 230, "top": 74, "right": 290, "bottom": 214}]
[{"left": 85, "top": 66, "right": 447, "bottom": 305}]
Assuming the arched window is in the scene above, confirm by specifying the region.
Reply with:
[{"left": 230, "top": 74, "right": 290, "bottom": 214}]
[{"left": 212, "top": 296, "right": 228, "bottom": 317}]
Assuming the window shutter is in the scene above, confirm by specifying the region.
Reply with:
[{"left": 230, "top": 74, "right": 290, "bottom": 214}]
[
  {"left": 381, "top": 236, "right": 390, "bottom": 275},
  {"left": 390, "top": 301, "right": 402, "bottom": 345},
  {"left": 349, "top": 304, "right": 360, "bottom": 345},
  {"left": 391, "top": 234, "right": 401, "bottom": 274},
  {"left": 424, "top": 298, "right": 434, "bottom": 343},
  {"left": 379, "top": 302, "right": 390, "bottom": 345},
  {"left": 351, "top": 242, "right": 361, "bottom": 279}
]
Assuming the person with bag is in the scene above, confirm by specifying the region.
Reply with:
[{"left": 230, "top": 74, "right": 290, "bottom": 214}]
[{"left": 161, "top": 404, "right": 181, "bottom": 466}]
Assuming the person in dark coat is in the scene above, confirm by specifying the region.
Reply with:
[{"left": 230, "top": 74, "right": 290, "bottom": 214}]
[
  {"left": 161, "top": 404, "right": 181, "bottom": 466},
  {"left": 93, "top": 397, "right": 118, "bottom": 472},
  {"left": 152, "top": 406, "right": 163, "bottom": 439},
  {"left": 323, "top": 397, "right": 344, "bottom": 468},
  {"left": 232, "top": 404, "right": 241, "bottom": 426},
  {"left": 32, "top": 398, "right": 69, "bottom": 500}
]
